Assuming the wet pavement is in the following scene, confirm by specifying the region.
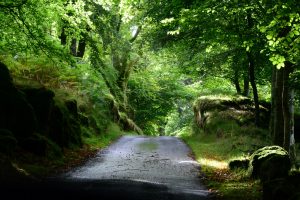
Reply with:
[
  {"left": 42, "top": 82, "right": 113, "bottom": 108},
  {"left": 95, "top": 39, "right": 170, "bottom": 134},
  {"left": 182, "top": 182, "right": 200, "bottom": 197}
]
[
  {"left": 5, "top": 136, "right": 212, "bottom": 200},
  {"left": 60, "top": 136, "right": 212, "bottom": 199}
]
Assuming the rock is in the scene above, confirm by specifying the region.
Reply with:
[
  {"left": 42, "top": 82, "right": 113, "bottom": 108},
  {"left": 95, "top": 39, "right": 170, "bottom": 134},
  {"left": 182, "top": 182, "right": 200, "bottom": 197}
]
[
  {"left": 64, "top": 100, "right": 82, "bottom": 146},
  {"left": 262, "top": 171, "right": 300, "bottom": 200},
  {"left": 228, "top": 158, "right": 249, "bottom": 170},
  {"left": 79, "top": 113, "right": 89, "bottom": 127},
  {"left": 0, "top": 129, "right": 17, "bottom": 155},
  {"left": 0, "top": 62, "right": 38, "bottom": 139},
  {"left": 0, "top": 155, "right": 38, "bottom": 184},
  {"left": 19, "top": 86, "right": 55, "bottom": 133},
  {"left": 263, "top": 179, "right": 293, "bottom": 200},
  {"left": 249, "top": 146, "right": 291, "bottom": 182},
  {"left": 0, "top": 62, "right": 82, "bottom": 154},
  {"left": 19, "top": 134, "right": 48, "bottom": 156},
  {"left": 65, "top": 99, "right": 78, "bottom": 119},
  {"left": 48, "top": 100, "right": 82, "bottom": 148},
  {"left": 0, "top": 62, "right": 13, "bottom": 90}
]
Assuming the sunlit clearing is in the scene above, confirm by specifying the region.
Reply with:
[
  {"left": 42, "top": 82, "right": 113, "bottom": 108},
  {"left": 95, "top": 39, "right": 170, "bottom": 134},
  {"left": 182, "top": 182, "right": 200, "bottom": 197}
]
[{"left": 198, "top": 158, "right": 227, "bottom": 169}]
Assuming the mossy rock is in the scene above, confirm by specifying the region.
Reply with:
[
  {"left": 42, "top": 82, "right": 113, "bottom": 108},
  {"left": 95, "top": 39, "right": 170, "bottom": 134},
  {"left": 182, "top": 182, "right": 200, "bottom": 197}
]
[
  {"left": 228, "top": 158, "right": 250, "bottom": 170},
  {"left": 0, "top": 129, "right": 17, "bottom": 155},
  {"left": 263, "top": 173, "right": 300, "bottom": 200},
  {"left": 0, "top": 62, "right": 38, "bottom": 139},
  {"left": 19, "top": 86, "right": 55, "bottom": 133},
  {"left": 249, "top": 146, "right": 291, "bottom": 182},
  {"left": 0, "top": 155, "right": 38, "bottom": 184},
  {"left": 20, "top": 133, "right": 62, "bottom": 157},
  {"left": 0, "top": 62, "right": 14, "bottom": 90}
]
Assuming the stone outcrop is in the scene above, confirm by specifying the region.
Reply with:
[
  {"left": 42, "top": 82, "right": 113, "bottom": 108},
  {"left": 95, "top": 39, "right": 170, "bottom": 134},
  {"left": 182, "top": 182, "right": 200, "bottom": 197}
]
[
  {"left": 249, "top": 145, "right": 291, "bottom": 182},
  {"left": 0, "top": 62, "right": 83, "bottom": 156}
]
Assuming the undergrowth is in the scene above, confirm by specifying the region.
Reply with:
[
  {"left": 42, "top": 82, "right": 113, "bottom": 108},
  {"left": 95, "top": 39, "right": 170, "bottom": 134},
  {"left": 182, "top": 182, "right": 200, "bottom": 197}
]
[
  {"left": 0, "top": 55, "right": 128, "bottom": 178},
  {"left": 181, "top": 128, "right": 267, "bottom": 200},
  {"left": 177, "top": 94, "right": 271, "bottom": 200}
]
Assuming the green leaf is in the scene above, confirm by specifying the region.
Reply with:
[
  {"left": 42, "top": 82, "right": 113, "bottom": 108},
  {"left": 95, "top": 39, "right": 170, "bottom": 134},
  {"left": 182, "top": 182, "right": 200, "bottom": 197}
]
[
  {"left": 276, "top": 62, "right": 285, "bottom": 69},
  {"left": 266, "top": 35, "right": 273, "bottom": 40}
]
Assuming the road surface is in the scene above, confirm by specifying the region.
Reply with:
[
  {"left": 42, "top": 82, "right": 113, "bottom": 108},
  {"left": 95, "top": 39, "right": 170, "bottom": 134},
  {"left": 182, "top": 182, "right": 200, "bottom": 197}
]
[{"left": 6, "top": 136, "right": 212, "bottom": 200}]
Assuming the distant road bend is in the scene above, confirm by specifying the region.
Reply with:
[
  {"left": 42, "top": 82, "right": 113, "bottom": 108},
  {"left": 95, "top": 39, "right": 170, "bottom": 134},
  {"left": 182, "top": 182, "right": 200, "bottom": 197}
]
[{"left": 9, "top": 136, "right": 212, "bottom": 200}]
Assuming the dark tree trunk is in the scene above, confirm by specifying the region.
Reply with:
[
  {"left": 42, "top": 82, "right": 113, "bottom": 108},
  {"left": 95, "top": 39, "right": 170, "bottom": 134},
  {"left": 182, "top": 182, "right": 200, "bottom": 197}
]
[
  {"left": 283, "top": 67, "right": 291, "bottom": 151},
  {"left": 272, "top": 67, "right": 284, "bottom": 146},
  {"left": 60, "top": 28, "right": 67, "bottom": 46},
  {"left": 234, "top": 70, "right": 241, "bottom": 94},
  {"left": 70, "top": 39, "right": 77, "bottom": 56},
  {"left": 243, "top": 71, "right": 250, "bottom": 96},
  {"left": 247, "top": 51, "right": 259, "bottom": 127},
  {"left": 289, "top": 89, "right": 296, "bottom": 163},
  {"left": 76, "top": 38, "right": 86, "bottom": 58}
]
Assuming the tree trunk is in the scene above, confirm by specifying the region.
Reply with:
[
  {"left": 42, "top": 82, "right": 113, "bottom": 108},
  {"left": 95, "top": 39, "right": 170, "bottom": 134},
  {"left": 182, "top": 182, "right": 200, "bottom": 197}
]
[
  {"left": 60, "top": 27, "right": 67, "bottom": 45},
  {"left": 70, "top": 39, "right": 77, "bottom": 56},
  {"left": 234, "top": 70, "right": 241, "bottom": 94},
  {"left": 243, "top": 72, "right": 250, "bottom": 96},
  {"left": 289, "top": 89, "right": 296, "bottom": 163},
  {"left": 247, "top": 51, "right": 259, "bottom": 127},
  {"left": 272, "top": 67, "right": 284, "bottom": 146},
  {"left": 76, "top": 38, "right": 86, "bottom": 58},
  {"left": 283, "top": 64, "right": 291, "bottom": 151}
]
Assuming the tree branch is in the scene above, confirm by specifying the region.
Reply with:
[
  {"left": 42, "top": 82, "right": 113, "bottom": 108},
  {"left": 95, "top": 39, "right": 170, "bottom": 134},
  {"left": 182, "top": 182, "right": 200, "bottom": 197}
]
[{"left": 129, "top": 26, "right": 141, "bottom": 43}]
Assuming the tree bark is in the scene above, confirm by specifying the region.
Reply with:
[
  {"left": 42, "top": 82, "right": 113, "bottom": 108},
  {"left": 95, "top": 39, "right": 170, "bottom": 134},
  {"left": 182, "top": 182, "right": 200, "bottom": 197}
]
[
  {"left": 70, "top": 38, "right": 77, "bottom": 56},
  {"left": 289, "top": 89, "right": 296, "bottom": 163},
  {"left": 243, "top": 70, "right": 250, "bottom": 96},
  {"left": 247, "top": 51, "right": 260, "bottom": 127},
  {"left": 60, "top": 27, "right": 67, "bottom": 46},
  {"left": 283, "top": 66, "right": 291, "bottom": 151},
  {"left": 234, "top": 69, "right": 241, "bottom": 94},
  {"left": 272, "top": 67, "right": 284, "bottom": 146},
  {"left": 76, "top": 38, "right": 86, "bottom": 58}
]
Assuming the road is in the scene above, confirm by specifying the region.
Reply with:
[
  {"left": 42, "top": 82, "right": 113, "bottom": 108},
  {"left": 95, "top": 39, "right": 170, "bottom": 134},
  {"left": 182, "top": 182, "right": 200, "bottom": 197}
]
[{"left": 6, "top": 136, "right": 212, "bottom": 200}]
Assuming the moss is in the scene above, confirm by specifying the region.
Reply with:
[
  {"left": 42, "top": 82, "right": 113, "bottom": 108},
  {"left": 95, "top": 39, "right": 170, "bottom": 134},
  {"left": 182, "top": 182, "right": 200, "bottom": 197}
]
[
  {"left": 0, "top": 129, "right": 17, "bottom": 155},
  {"left": 249, "top": 146, "right": 291, "bottom": 181},
  {"left": 229, "top": 159, "right": 250, "bottom": 170}
]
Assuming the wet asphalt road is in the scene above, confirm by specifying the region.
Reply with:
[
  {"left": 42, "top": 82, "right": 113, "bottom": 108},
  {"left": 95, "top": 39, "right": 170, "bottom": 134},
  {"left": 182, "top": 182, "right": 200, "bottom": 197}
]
[{"left": 6, "top": 136, "right": 212, "bottom": 200}]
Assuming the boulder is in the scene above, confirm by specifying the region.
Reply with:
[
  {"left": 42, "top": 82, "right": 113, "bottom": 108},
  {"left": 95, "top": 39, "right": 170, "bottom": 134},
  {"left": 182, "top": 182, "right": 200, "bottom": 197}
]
[
  {"left": 249, "top": 146, "right": 291, "bottom": 182},
  {"left": 0, "top": 62, "right": 37, "bottom": 139},
  {"left": 19, "top": 134, "right": 48, "bottom": 156},
  {"left": 0, "top": 62, "right": 13, "bottom": 90},
  {"left": 0, "top": 155, "right": 38, "bottom": 184},
  {"left": 20, "top": 86, "right": 55, "bottom": 133},
  {"left": 0, "top": 129, "right": 17, "bottom": 155},
  {"left": 48, "top": 100, "right": 82, "bottom": 148},
  {"left": 228, "top": 158, "right": 249, "bottom": 170},
  {"left": 263, "top": 172, "right": 300, "bottom": 200}
]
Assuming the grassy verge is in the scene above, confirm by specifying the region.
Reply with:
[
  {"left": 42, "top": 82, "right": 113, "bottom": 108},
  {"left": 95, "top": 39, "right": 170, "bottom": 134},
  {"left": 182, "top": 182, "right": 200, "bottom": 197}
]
[{"left": 181, "top": 127, "right": 268, "bottom": 200}]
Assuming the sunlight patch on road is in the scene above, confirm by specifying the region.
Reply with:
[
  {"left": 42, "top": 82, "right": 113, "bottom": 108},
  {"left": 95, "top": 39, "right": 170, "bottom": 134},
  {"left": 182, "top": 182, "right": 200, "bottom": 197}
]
[{"left": 178, "top": 160, "right": 199, "bottom": 164}]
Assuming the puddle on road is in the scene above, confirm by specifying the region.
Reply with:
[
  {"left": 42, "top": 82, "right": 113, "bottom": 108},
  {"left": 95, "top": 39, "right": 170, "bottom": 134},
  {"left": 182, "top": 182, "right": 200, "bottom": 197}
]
[{"left": 138, "top": 141, "right": 158, "bottom": 152}]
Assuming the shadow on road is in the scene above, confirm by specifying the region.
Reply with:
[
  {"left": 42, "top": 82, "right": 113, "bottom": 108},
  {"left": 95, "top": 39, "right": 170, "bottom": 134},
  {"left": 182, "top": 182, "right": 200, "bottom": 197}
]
[{"left": 2, "top": 178, "right": 212, "bottom": 200}]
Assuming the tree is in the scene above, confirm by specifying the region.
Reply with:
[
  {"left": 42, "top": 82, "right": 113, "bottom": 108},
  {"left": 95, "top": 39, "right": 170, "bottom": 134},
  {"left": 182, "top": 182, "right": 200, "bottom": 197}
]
[{"left": 259, "top": 1, "right": 300, "bottom": 157}]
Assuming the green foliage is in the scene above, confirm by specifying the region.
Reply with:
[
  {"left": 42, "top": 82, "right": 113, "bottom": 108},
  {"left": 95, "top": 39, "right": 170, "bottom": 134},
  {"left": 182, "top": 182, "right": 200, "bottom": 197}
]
[
  {"left": 128, "top": 48, "right": 196, "bottom": 135},
  {"left": 83, "top": 123, "right": 123, "bottom": 150}
]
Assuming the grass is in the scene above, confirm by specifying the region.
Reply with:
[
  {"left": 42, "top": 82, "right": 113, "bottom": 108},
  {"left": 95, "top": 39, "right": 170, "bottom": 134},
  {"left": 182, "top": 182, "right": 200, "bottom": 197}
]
[
  {"left": 182, "top": 132, "right": 265, "bottom": 200},
  {"left": 177, "top": 98, "right": 272, "bottom": 200}
]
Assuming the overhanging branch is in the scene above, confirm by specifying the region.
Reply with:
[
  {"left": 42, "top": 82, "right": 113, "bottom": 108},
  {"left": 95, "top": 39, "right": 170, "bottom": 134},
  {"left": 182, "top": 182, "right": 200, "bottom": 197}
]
[{"left": 129, "top": 26, "right": 141, "bottom": 43}]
